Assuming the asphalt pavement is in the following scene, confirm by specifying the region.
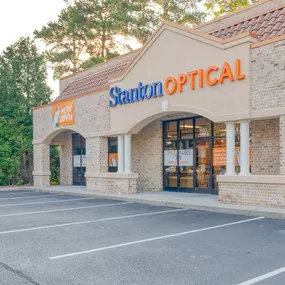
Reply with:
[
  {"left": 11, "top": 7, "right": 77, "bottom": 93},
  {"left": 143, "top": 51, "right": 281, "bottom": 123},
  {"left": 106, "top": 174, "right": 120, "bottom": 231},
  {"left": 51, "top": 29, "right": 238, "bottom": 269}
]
[{"left": 0, "top": 189, "right": 284, "bottom": 285}]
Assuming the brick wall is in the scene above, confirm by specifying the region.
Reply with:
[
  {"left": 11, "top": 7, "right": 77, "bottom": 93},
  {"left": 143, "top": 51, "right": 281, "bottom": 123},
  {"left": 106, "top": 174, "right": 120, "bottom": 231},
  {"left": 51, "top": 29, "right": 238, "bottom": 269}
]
[
  {"left": 132, "top": 112, "right": 194, "bottom": 192},
  {"left": 250, "top": 40, "right": 285, "bottom": 110},
  {"left": 132, "top": 119, "right": 163, "bottom": 192},
  {"left": 219, "top": 182, "right": 285, "bottom": 208},
  {"left": 87, "top": 177, "right": 137, "bottom": 195},
  {"left": 251, "top": 118, "right": 280, "bottom": 175}
]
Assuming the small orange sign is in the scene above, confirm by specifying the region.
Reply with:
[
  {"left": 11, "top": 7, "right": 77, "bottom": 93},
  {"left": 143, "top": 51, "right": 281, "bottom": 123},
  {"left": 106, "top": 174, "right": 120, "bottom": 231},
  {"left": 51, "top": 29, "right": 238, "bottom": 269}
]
[
  {"left": 52, "top": 100, "right": 75, "bottom": 127},
  {"left": 213, "top": 146, "right": 252, "bottom": 166},
  {"left": 109, "top": 153, "right": 118, "bottom": 167}
]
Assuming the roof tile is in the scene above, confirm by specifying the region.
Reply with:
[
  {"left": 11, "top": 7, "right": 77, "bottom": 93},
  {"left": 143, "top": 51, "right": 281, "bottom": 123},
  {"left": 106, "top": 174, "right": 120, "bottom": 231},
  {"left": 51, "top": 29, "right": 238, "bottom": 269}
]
[
  {"left": 209, "top": 6, "right": 285, "bottom": 41},
  {"left": 54, "top": 61, "right": 130, "bottom": 102}
]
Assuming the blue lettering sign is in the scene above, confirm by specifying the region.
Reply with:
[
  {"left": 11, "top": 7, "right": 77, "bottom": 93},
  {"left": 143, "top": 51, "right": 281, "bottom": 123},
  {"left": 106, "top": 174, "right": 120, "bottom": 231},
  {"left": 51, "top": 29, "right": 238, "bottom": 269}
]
[{"left": 109, "top": 81, "right": 164, "bottom": 107}]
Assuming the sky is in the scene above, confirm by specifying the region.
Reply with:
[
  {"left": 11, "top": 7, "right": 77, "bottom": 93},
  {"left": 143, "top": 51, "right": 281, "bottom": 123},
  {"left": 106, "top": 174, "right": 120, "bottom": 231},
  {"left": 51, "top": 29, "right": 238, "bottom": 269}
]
[{"left": 0, "top": 0, "right": 67, "bottom": 98}]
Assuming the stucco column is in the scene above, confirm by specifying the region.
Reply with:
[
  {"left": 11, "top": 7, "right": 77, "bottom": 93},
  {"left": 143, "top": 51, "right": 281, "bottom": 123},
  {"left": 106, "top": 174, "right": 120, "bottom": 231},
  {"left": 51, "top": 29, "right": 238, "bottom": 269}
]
[
  {"left": 240, "top": 120, "right": 251, "bottom": 175},
  {"left": 118, "top": 135, "right": 124, "bottom": 173},
  {"left": 59, "top": 132, "right": 73, "bottom": 185},
  {"left": 226, "top": 122, "right": 236, "bottom": 175},
  {"left": 124, "top": 134, "right": 132, "bottom": 173},
  {"left": 33, "top": 143, "right": 51, "bottom": 187}
]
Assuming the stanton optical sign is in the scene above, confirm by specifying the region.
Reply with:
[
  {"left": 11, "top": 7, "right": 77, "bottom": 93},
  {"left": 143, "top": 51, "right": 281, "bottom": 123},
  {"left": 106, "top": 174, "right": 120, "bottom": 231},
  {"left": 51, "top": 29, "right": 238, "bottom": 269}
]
[{"left": 109, "top": 59, "right": 246, "bottom": 107}]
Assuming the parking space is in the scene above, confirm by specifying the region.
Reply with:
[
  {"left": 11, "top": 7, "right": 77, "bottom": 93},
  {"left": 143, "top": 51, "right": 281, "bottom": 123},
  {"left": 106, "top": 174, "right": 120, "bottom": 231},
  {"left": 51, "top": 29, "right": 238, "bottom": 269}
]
[{"left": 0, "top": 190, "right": 284, "bottom": 285}]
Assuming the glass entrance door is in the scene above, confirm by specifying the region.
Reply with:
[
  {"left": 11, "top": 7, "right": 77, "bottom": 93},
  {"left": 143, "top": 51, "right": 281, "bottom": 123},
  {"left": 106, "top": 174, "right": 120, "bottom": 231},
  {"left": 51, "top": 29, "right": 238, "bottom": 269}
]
[
  {"left": 163, "top": 117, "right": 216, "bottom": 194},
  {"left": 195, "top": 139, "right": 212, "bottom": 193},
  {"left": 72, "top": 134, "right": 86, "bottom": 186}
]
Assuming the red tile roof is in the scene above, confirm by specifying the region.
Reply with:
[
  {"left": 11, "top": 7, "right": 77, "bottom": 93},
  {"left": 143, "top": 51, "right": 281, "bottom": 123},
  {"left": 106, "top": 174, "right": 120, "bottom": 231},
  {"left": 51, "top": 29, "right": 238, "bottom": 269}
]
[
  {"left": 210, "top": 6, "right": 285, "bottom": 41},
  {"left": 54, "top": 61, "right": 130, "bottom": 102}
]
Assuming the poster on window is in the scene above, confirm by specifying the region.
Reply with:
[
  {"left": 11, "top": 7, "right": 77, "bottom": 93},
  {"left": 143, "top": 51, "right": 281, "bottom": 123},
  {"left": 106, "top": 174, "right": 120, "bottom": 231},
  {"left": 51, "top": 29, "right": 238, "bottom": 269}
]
[
  {"left": 164, "top": 149, "right": 193, "bottom": 166},
  {"left": 213, "top": 147, "right": 252, "bottom": 166},
  {"left": 109, "top": 153, "right": 118, "bottom": 167},
  {"left": 73, "top": 155, "right": 81, "bottom": 167}
]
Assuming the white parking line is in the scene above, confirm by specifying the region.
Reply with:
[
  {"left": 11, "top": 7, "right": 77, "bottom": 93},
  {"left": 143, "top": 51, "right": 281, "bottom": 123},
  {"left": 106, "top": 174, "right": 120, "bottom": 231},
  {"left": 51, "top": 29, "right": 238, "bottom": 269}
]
[
  {"left": 0, "top": 208, "right": 186, "bottom": 235},
  {"left": 0, "top": 191, "right": 36, "bottom": 196},
  {"left": 0, "top": 193, "right": 61, "bottom": 201},
  {"left": 236, "top": 266, "right": 285, "bottom": 285},
  {"left": 0, "top": 201, "right": 133, "bottom": 218},
  {"left": 0, "top": 197, "right": 93, "bottom": 208},
  {"left": 49, "top": 216, "right": 264, "bottom": 260}
]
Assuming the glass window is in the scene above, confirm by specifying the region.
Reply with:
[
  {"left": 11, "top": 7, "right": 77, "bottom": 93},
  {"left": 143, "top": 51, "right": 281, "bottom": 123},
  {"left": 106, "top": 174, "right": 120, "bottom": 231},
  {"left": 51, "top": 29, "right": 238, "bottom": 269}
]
[
  {"left": 180, "top": 119, "right": 193, "bottom": 139},
  {"left": 72, "top": 134, "right": 86, "bottom": 186},
  {"left": 108, "top": 137, "right": 118, "bottom": 172},
  {"left": 165, "top": 121, "right": 177, "bottom": 141},
  {"left": 214, "top": 123, "right": 226, "bottom": 137},
  {"left": 213, "top": 138, "right": 227, "bottom": 189},
  {"left": 195, "top": 118, "right": 211, "bottom": 137}
]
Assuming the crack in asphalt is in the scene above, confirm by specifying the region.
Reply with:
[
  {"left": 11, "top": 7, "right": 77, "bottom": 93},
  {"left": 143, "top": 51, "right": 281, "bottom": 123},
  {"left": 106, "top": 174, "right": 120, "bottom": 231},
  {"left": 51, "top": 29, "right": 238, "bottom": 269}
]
[{"left": 0, "top": 261, "right": 41, "bottom": 285}]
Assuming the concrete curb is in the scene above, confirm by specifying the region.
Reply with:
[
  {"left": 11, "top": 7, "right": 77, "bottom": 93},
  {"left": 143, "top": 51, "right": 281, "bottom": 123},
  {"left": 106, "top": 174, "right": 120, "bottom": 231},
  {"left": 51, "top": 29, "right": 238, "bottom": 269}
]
[{"left": 31, "top": 187, "right": 285, "bottom": 220}]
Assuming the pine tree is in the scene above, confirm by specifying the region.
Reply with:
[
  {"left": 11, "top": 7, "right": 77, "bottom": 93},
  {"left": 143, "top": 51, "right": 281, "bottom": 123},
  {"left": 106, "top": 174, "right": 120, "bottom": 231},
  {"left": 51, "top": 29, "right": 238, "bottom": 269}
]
[
  {"left": 204, "top": 0, "right": 259, "bottom": 18},
  {"left": 0, "top": 37, "right": 51, "bottom": 185}
]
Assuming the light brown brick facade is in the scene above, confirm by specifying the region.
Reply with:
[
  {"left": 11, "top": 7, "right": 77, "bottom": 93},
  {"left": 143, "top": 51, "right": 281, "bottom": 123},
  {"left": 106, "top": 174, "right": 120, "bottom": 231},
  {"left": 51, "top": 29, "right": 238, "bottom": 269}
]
[{"left": 251, "top": 119, "right": 280, "bottom": 175}]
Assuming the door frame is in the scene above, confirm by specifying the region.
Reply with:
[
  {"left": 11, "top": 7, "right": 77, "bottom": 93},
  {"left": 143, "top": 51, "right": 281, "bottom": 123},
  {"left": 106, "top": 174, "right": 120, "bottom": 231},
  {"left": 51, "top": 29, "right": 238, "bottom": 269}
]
[
  {"left": 72, "top": 134, "right": 86, "bottom": 186},
  {"left": 162, "top": 116, "right": 217, "bottom": 194},
  {"left": 194, "top": 137, "right": 213, "bottom": 194}
]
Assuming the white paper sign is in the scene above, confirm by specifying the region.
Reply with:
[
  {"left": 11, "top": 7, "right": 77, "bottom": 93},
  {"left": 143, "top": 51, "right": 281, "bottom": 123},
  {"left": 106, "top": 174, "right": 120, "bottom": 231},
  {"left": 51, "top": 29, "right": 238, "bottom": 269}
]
[
  {"left": 73, "top": 155, "right": 81, "bottom": 167},
  {"left": 164, "top": 149, "right": 193, "bottom": 166}
]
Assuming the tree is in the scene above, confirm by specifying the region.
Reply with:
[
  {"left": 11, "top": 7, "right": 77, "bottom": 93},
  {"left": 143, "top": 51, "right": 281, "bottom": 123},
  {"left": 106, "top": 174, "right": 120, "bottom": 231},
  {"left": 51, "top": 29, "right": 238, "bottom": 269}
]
[
  {"left": 0, "top": 37, "right": 52, "bottom": 185},
  {"left": 153, "top": 0, "right": 205, "bottom": 26},
  {"left": 34, "top": 6, "right": 88, "bottom": 79},
  {"left": 35, "top": 0, "right": 206, "bottom": 79},
  {"left": 204, "top": 0, "right": 259, "bottom": 18}
]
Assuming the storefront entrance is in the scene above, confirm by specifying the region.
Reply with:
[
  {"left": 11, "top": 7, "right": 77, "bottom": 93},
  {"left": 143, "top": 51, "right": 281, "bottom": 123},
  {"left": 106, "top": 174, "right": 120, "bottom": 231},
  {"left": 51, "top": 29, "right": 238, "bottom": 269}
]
[
  {"left": 72, "top": 134, "right": 86, "bottom": 186},
  {"left": 163, "top": 117, "right": 227, "bottom": 194}
]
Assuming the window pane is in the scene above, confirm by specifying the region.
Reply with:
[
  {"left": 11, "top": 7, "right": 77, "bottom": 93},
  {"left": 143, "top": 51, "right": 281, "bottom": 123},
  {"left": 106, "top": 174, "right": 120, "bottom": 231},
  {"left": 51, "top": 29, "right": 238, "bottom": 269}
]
[
  {"left": 108, "top": 137, "right": 118, "bottom": 172},
  {"left": 195, "top": 118, "right": 211, "bottom": 137},
  {"left": 166, "top": 121, "right": 177, "bottom": 140},
  {"left": 180, "top": 119, "right": 193, "bottom": 139},
  {"left": 214, "top": 123, "right": 226, "bottom": 137},
  {"left": 213, "top": 138, "right": 227, "bottom": 189},
  {"left": 164, "top": 166, "right": 178, "bottom": 187}
]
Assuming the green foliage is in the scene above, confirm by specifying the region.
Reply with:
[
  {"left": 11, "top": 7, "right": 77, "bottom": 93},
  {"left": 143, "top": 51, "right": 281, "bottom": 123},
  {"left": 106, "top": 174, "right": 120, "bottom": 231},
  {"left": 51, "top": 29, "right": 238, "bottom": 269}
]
[
  {"left": 204, "top": 0, "right": 259, "bottom": 18},
  {"left": 35, "top": 0, "right": 206, "bottom": 78},
  {"left": 50, "top": 145, "right": 60, "bottom": 185},
  {"left": 154, "top": 0, "right": 205, "bottom": 25},
  {"left": 0, "top": 37, "right": 52, "bottom": 186}
]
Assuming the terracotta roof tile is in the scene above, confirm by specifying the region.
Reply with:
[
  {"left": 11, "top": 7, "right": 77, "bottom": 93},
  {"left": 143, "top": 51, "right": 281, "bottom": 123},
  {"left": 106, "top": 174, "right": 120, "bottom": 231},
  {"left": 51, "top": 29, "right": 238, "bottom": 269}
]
[
  {"left": 54, "top": 61, "right": 130, "bottom": 102},
  {"left": 210, "top": 6, "right": 285, "bottom": 42}
]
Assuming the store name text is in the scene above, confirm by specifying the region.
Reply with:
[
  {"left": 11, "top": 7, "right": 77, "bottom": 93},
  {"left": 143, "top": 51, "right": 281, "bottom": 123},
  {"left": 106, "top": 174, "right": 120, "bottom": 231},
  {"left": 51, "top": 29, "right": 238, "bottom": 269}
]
[{"left": 109, "top": 59, "right": 246, "bottom": 107}]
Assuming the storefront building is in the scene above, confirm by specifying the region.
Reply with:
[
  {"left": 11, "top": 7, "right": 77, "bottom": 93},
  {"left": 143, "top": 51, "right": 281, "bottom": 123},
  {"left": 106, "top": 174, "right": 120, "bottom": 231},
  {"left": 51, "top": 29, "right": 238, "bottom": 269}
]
[{"left": 33, "top": 0, "right": 285, "bottom": 207}]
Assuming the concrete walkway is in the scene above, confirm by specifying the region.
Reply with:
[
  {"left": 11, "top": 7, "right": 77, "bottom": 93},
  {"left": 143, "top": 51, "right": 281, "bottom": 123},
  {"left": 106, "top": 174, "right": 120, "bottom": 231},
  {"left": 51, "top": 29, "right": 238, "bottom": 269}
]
[{"left": 2, "top": 185, "right": 285, "bottom": 220}]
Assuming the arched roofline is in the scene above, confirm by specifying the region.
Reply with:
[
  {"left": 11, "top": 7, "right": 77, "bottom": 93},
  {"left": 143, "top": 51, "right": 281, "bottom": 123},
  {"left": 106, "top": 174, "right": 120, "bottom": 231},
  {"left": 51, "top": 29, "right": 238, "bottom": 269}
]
[{"left": 34, "top": 126, "right": 87, "bottom": 145}]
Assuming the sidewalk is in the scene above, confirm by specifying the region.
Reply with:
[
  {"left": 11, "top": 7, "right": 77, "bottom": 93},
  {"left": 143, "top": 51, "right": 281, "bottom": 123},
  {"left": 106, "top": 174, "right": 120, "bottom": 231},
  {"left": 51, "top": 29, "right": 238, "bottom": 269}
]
[{"left": 1, "top": 185, "right": 283, "bottom": 220}]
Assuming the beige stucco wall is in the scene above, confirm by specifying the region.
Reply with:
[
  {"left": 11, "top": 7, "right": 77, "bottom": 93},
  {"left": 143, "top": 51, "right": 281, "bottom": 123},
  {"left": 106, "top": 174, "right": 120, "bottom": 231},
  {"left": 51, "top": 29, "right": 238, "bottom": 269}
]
[{"left": 110, "top": 26, "right": 252, "bottom": 134}]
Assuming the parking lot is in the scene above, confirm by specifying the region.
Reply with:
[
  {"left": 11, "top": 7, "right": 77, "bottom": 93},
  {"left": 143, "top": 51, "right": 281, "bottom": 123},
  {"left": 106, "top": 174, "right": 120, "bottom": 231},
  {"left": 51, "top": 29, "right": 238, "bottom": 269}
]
[{"left": 0, "top": 190, "right": 284, "bottom": 285}]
